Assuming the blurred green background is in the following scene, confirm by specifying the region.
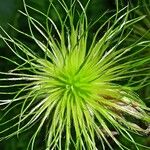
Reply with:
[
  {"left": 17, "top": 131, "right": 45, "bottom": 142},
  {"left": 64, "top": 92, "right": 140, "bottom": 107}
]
[{"left": 0, "top": 0, "right": 149, "bottom": 149}]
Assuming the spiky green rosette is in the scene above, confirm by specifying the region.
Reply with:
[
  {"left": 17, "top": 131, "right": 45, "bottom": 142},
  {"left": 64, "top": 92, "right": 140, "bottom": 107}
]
[{"left": 0, "top": 0, "right": 150, "bottom": 150}]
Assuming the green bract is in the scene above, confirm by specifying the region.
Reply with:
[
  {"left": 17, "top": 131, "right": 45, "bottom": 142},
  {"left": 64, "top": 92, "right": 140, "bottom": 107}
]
[{"left": 0, "top": 0, "right": 150, "bottom": 150}]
